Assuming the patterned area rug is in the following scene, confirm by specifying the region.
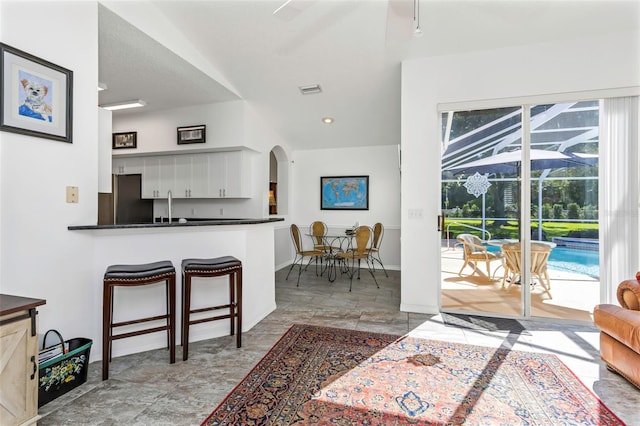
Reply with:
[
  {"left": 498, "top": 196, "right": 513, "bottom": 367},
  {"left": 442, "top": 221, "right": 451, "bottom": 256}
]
[{"left": 202, "top": 324, "right": 624, "bottom": 425}]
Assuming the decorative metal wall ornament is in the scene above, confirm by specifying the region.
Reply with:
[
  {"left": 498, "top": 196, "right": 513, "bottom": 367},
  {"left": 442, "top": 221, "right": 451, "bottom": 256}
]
[{"left": 463, "top": 172, "right": 491, "bottom": 198}]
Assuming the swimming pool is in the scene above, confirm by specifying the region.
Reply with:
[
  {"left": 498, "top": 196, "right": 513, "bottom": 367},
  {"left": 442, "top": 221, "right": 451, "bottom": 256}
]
[
  {"left": 487, "top": 244, "right": 600, "bottom": 278},
  {"left": 547, "top": 246, "right": 599, "bottom": 278}
]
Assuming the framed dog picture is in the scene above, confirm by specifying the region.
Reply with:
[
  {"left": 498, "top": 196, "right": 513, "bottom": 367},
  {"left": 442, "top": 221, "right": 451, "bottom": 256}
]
[
  {"left": 112, "top": 131, "right": 137, "bottom": 149},
  {"left": 177, "top": 125, "right": 206, "bottom": 144},
  {"left": 0, "top": 43, "right": 73, "bottom": 143}
]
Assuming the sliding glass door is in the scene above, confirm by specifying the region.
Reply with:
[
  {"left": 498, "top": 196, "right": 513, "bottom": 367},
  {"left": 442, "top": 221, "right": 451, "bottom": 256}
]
[{"left": 440, "top": 101, "right": 600, "bottom": 320}]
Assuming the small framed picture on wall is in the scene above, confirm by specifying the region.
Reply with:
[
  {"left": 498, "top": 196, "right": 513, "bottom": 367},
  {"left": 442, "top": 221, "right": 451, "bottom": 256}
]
[{"left": 177, "top": 124, "right": 206, "bottom": 144}]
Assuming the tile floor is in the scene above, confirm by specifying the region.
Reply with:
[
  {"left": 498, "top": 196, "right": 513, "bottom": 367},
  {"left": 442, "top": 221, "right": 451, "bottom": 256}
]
[{"left": 38, "top": 266, "right": 639, "bottom": 425}]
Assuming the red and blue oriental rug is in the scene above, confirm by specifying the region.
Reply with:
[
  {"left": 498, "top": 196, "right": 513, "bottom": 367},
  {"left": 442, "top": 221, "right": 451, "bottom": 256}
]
[{"left": 202, "top": 324, "right": 624, "bottom": 425}]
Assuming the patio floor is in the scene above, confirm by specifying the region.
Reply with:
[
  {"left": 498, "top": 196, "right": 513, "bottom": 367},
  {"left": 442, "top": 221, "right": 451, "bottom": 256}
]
[{"left": 441, "top": 246, "right": 600, "bottom": 322}]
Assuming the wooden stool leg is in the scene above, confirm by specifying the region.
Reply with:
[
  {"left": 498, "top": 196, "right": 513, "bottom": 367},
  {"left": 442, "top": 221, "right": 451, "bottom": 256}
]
[
  {"left": 229, "top": 273, "right": 235, "bottom": 337},
  {"left": 236, "top": 268, "right": 242, "bottom": 348},
  {"left": 102, "top": 283, "right": 111, "bottom": 381},
  {"left": 168, "top": 274, "right": 176, "bottom": 364},
  {"left": 182, "top": 273, "right": 191, "bottom": 361},
  {"left": 165, "top": 279, "right": 170, "bottom": 350}
]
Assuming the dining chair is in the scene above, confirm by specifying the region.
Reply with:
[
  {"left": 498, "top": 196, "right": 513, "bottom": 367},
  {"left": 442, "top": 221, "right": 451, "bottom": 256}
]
[
  {"left": 286, "top": 224, "right": 326, "bottom": 287},
  {"left": 365, "top": 222, "right": 388, "bottom": 277},
  {"left": 309, "top": 221, "right": 341, "bottom": 254},
  {"left": 456, "top": 234, "right": 503, "bottom": 277},
  {"left": 334, "top": 225, "right": 379, "bottom": 291},
  {"left": 501, "top": 242, "right": 552, "bottom": 297}
]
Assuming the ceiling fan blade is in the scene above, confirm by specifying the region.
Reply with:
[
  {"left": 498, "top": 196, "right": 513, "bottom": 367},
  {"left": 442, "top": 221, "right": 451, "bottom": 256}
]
[
  {"left": 385, "top": 0, "right": 414, "bottom": 44},
  {"left": 273, "top": 0, "right": 317, "bottom": 21}
]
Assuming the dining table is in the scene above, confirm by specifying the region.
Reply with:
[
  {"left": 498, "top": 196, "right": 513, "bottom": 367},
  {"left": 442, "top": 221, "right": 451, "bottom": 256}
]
[
  {"left": 307, "top": 228, "right": 356, "bottom": 282},
  {"left": 486, "top": 239, "right": 557, "bottom": 249}
]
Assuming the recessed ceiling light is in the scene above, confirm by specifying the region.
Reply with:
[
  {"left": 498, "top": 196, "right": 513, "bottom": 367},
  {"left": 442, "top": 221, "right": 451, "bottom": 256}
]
[
  {"left": 100, "top": 99, "right": 146, "bottom": 111},
  {"left": 299, "top": 84, "right": 322, "bottom": 95},
  {"left": 322, "top": 117, "right": 334, "bottom": 124}
]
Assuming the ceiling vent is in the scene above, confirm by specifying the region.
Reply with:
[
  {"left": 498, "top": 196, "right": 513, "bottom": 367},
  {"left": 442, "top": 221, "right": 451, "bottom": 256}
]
[{"left": 299, "top": 84, "right": 322, "bottom": 95}]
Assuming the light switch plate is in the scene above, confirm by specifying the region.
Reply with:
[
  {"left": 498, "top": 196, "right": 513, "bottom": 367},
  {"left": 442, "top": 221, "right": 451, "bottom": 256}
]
[{"left": 66, "top": 186, "right": 78, "bottom": 203}]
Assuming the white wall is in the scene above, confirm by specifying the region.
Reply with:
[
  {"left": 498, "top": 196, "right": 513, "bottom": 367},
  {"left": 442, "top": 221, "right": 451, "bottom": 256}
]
[
  {"left": 0, "top": 2, "right": 99, "bottom": 341},
  {"left": 290, "top": 145, "right": 401, "bottom": 270},
  {"left": 401, "top": 30, "right": 640, "bottom": 314},
  {"left": 112, "top": 101, "right": 246, "bottom": 154}
]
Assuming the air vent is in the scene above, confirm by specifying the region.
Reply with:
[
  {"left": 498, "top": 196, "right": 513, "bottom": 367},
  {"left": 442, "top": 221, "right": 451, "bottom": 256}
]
[{"left": 299, "top": 84, "right": 322, "bottom": 95}]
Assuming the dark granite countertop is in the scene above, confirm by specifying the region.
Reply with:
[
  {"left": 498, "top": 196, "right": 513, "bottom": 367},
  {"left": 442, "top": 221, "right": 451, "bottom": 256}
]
[{"left": 68, "top": 217, "right": 284, "bottom": 230}]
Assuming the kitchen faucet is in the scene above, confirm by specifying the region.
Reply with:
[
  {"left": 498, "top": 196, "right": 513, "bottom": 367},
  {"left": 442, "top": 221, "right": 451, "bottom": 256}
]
[{"left": 167, "top": 190, "right": 173, "bottom": 223}]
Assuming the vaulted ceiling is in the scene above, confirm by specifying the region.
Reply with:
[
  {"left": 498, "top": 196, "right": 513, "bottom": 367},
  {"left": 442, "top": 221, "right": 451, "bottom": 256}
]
[{"left": 98, "top": 0, "right": 639, "bottom": 151}]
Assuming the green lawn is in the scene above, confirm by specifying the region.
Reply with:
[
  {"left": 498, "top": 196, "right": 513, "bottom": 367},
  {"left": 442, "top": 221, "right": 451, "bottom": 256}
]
[{"left": 444, "top": 219, "right": 598, "bottom": 241}]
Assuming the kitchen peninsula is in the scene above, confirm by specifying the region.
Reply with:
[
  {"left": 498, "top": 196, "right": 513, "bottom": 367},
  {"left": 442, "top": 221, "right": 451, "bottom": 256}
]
[{"left": 69, "top": 217, "right": 283, "bottom": 360}]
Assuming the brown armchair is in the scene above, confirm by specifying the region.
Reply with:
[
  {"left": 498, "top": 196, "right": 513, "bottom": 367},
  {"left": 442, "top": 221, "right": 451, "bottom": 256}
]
[{"left": 593, "top": 279, "right": 640, "bottom": 389}]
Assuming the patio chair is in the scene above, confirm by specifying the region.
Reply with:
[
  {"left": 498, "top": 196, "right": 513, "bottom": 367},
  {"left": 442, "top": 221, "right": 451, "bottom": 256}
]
[
  {"left": 456, "top": 234, "right": 503, "bottom": 277},
  {"left": 501, "top": 242, "right": 552, "bottom": 297}
]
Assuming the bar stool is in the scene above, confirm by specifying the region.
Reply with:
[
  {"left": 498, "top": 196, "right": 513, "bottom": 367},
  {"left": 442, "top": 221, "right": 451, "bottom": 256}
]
[
  {"left": 181, "top": 256, "right": 242, "bottom": 361},
  {"left": 102, "top": 260, "right": 176, "bottom": 380}
]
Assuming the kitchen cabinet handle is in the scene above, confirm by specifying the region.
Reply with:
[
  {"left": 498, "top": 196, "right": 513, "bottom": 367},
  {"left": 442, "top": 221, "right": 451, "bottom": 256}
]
[
  {"left": 219, "top": 189, "right": 222, "bottom": 197},
  {"left": 223, "top": 189, "right": 226, "bottom": 197},
  {"left": 30, "top": 355, "right": 36, "bottom": 380}
]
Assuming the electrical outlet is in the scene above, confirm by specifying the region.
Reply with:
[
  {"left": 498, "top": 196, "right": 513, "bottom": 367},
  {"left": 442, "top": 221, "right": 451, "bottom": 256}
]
[
  {"left": 191, "top": 208, "right": 196, "bottom": 216},
  {"left": 219, "top": 208, "right": 224, "bottom": 216},
  {"left": 408, "top": 208, "right": 423, "bottom": 219},
  {"left": 66, "top": 186, "right": 78, "bottom": 203}
]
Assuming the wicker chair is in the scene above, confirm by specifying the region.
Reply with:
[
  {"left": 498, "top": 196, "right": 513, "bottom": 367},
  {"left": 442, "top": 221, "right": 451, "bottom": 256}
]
[
  {"left": 309, "top": 221, "right": 340, "bottom": 254},
  {"left": 456, "top": 234, "right": 503, "bottom": 277},
  {"left": 286, "top": 224, "right": 326, "bottom": 286},
  {"left": 335, "top": 226, "right": 379, "bottom": 291},
  {"left": 365, "top": 222, "right": 388, "bottom": 277},
  {"left": 501, "top": 242, "right": 552, "bottom": 296}
]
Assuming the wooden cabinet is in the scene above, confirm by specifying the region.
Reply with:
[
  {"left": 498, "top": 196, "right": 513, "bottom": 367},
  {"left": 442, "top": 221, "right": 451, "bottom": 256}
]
[
  {"left": 208, "top": 151, "right": 250, "bottom": 198},
  {"left": 0, "top": 295, "right": 46, "bottom": 426}
]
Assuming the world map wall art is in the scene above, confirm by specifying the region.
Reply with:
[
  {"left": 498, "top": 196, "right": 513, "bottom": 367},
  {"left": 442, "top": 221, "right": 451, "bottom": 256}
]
[{"left": 321, "top": 176, "right": 369, "bottom": 210}]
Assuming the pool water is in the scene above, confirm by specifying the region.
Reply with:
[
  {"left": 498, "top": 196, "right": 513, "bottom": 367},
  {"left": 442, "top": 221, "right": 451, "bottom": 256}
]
[
  {"left": 486, "top": 244, "right": 600, "bottom": 278},
  {"left": 547, "top": 247, "right": 599, "bottom": 278}
]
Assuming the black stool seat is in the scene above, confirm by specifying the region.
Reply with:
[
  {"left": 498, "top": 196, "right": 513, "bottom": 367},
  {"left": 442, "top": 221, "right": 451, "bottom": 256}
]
[
  {"left": 181, "top": 256, "right": 242, "bottom": 361},
  {"left": 182, "top": 256, "right": 242, "bottom": 272},
  {"left": 102, "top": 260, "right": 176, "bottom": 380},
  {"left": 105, "top": 260, "right": 176, "bottom": 280}
]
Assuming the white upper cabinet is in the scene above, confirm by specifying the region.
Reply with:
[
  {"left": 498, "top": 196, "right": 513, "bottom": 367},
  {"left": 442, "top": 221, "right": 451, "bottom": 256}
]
[
  {"left": 207, "top": 151, "right": 250, "bottom": 198},
  {"left": 112, "top": 157, "right": 144, "bottom": 175},
  {"left": 175, "top": 154, "right": 209, "bottom": 198},
  {"left": 141, "top": 156, "right": 175, "bottom": 199},
  {"left": 128, "top": 151, "right": 251, "bottom": 199}
]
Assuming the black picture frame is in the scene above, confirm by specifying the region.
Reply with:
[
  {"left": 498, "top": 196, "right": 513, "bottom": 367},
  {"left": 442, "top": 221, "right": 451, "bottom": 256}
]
[
  {"left": 320, "top": 175, "right": 369, "bottom": 210},
  {"left": 177, "top": 124, "right": 206, "bottom": 144},
  {"left": 112, "top": 131, "right": 137, "bottom": 149},
  {"left": 0, "top": 42, "right": 73, "bottom": 143}
]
